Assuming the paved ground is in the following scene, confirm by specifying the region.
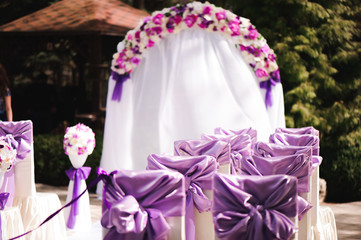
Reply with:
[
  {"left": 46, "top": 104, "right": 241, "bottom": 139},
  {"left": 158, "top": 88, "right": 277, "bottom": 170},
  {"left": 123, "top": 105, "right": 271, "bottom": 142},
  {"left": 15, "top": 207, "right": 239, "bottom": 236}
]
[{"left": 37, "top": 183, "right": 361, "bottom": 240}]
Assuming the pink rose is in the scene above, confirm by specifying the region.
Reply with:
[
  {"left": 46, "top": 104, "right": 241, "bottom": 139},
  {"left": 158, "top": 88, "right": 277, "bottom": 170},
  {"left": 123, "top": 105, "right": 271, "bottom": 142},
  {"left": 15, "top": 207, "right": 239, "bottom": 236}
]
[
  {"left": 255, "top": 68, "right": 269, "bottom": 78},
  {"left": 184, "top": 14, "right": 198, "bottom": 28},
  {"left": 152, "top": 13, "right": 164, "bottom": 25},
  {"left": 215, "top": 11, "right": 226, "bottom": 21}
]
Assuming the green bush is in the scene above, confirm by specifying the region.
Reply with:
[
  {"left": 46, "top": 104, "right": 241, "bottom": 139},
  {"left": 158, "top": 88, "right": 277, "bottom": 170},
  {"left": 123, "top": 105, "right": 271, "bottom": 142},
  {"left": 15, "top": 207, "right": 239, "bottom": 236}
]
[{"left": 34, "top": 132, "right": 103, "bottom": 192}]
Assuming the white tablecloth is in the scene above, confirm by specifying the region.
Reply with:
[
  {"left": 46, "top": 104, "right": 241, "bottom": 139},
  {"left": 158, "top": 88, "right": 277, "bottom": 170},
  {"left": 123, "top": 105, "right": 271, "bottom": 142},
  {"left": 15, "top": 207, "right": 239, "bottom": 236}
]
[{"left": 1, "top": 207, "right": 24, "bottom": 240}]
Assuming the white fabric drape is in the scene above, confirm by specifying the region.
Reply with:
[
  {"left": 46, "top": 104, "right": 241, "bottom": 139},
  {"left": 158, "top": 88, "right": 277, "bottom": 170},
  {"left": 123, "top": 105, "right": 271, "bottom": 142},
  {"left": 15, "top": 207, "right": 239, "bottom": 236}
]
[{"left": 100, "top": 29, "right": 285, "bottom": 172}]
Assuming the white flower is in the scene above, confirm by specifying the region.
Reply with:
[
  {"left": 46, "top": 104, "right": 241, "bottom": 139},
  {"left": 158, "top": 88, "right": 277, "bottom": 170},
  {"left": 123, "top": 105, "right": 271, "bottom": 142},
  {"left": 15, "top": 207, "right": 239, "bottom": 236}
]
[
  {"left": 63, "top": 123, "right": 95, "bottom": 156},
  {"left": 0, "top": 137, "right": 16, "bottom": 172}
]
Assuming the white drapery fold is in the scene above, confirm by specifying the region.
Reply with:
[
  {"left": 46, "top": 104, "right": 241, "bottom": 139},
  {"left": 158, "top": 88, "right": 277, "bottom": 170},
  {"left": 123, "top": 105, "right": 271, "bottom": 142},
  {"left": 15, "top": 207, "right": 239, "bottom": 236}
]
[{"left": 100, "top": 29, "right": 285, "bottom": 172}]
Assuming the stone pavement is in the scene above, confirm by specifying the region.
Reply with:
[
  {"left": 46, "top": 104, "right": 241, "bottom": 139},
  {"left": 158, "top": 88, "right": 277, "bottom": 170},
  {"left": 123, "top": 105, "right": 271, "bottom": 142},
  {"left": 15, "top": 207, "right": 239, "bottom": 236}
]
[{"left": 36, "top": 183, "right": 361, "bottom": 240}]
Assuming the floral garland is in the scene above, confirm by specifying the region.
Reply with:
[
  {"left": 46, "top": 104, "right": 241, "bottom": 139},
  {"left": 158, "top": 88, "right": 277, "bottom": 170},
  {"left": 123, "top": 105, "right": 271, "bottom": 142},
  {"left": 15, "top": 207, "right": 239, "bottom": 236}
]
[
  {"left": 0, "top": 136, "right": 17, "bottom": 172},
  {"left": 110, "top": 1, "right": 281, "bottom": 107},
  {"left": 63, "top": 123, "right": 96, "bottom": 156}
]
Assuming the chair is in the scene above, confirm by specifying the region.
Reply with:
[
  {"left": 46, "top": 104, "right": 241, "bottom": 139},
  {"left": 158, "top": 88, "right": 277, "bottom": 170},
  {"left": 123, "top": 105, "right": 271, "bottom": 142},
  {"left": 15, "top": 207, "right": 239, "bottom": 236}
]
[
  {"left": 212, "top": 173, "right": 298, "bottom": 240},
  {"left": 100, "top": 169, "right": 185, "bottom": 240},
  {"left": 0, "top": 120, "right": 66, "bottom": 240},
  {"left": 147, "top": 154, "right": 217, "bottom": 240}
]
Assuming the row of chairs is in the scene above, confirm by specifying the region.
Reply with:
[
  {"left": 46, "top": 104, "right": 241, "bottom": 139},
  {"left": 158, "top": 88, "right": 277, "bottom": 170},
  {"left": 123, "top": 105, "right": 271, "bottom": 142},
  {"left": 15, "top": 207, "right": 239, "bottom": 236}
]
[{"left": 100, "top": 126, "right": 337, "bottom": 239}]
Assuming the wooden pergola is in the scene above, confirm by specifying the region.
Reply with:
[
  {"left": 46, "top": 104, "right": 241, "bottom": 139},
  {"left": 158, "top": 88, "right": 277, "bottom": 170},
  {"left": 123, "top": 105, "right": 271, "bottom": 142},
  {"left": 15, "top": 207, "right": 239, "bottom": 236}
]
[{"left": 0, "top": 0, "right": 149, "bottom": 132}]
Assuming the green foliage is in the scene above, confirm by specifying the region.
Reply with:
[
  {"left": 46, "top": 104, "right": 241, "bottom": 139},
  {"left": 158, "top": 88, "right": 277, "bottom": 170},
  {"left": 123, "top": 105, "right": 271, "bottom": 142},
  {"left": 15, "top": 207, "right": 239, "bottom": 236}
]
[
  {"left": 214, "top": 0, "right": 361, "bottom": 202},
  {"left": 34, "top": 132, "right": 103, "bottom": 192}
]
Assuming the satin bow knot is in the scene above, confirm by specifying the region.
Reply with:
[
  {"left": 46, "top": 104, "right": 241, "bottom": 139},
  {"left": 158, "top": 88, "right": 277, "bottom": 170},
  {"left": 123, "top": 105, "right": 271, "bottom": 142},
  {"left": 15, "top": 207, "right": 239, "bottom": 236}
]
[{"left": 0, "top": 192, "right": 9, "bottom": 210}]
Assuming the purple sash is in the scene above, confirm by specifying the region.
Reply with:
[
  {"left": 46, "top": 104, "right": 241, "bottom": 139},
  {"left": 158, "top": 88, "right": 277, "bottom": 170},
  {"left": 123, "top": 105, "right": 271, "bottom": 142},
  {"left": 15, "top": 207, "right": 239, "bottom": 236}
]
[
  {"left": 65, "top": 166, "right": 91, "bottom": 229},
  {"left": 214, "top": 127, "right": 258, "bottom": 148},
  {"left": 147, "top": 154, "right": 216, "bottom": 240},
  {"left": 213, "top": 173, "right": 298, "bottom": 240},
  {"left": 101, "top": 169, "right": 185, "bottom": 240},
  {"left": 0, "top": 192, "right": 9, "bottom": 239}
]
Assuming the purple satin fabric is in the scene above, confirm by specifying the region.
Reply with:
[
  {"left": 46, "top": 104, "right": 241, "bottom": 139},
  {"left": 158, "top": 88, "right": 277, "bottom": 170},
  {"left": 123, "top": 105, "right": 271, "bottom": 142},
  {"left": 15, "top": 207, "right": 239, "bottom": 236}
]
[
  {"left": 201, "top": 134, "right": 252, "bottom": 174},
  {"left": 174, "top": 139, "right": 231, "bottom": 165},
  {"left": 65, "top": 166, "right": 91, "bottom": 229},
  {"left": 0, "top": 121, "right": 33, "bottom": 207},
  {"left": 269, "top": 131, "right": 322, "bottom": 169},
  {"left": 0, "top": 121, "right": 33, "bottom": 160},
  {"left": 214, "top": 127, "right": 258, "bottom": 148},
  {"left": 213, "top": 173, "right": 298, "bottom": 240},
  {"left": 275, "top": 127, "right": 319, "bottom": 137},
  {"left": 240, "top": 153, "right": 311, "bottom": 193},
  {"left": 0, "top": 192, "right": 9, "bottom": 239},
  {"left": 147, "top": 154, "right": 216, "bottom": 240},
  {"left": 101, "top": 169, "right": 185, "bottom": 240},
  {"left": 111, "top": 72, "right": 130, "bottom": 101}
]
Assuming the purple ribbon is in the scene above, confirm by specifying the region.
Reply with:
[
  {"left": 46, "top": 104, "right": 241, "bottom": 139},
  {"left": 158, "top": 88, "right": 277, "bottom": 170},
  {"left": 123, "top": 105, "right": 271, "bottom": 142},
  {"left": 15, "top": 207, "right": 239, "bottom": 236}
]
[
  {"left": 101, "top": 169, "right": 185, "bottom": 240},
  {"left": 0, "top": 192, "right": 9, "bottom": 239},
  {"left": 259, "top": 71, "right": 281, "bottom": 108},
  {"left": 147, "top": 154, "right": 216, "bottom": 240},
  {"left": 65, "top": 166, "right": 91, "bottom": 229},
  {"left": 111, "top": 71, "right": 130, "bottom": 101},
  {"left": 0, "top": 121, "right": 33, "bottom": 161},
  {"left": 174, "top": 139, "right": 231, "bottom": 165},
  {"left": 213, "top": 173, "right": 298, "bottom": 240}
]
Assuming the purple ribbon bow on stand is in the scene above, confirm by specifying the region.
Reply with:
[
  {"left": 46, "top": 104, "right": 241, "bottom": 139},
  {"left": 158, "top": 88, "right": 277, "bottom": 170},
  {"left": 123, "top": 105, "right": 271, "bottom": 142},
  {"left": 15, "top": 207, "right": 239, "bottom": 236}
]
[
  {"left": 101, "top": 169, "right": 185, "bottom": 240},
  {"left": 147, "top": 154, "right": 217, "bottom": 240},
  {"left": 0, "top": 121, "right": 33, "bottom": 206},
  {"left": 65, "top": 166, "right": 91, "bottom": 229},
  {"left": 0, "top": 192, "right": 9, "bottom": 239},
  {"left": 213, "top": 173, "right": 298, "bottom": 240},
  {"left": 214, "top": 127, "right": 258, "bottom": 149}
]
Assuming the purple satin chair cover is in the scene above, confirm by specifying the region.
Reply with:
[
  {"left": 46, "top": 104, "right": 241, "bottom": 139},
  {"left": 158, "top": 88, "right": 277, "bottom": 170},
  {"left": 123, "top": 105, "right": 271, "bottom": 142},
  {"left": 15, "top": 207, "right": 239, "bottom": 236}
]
[
  {"left": 269, "top": 132, "right": 322, "bottom": 169},
  {"left": 0, "top": 121, "right": 33, "bottom": 207},
  {"left": 101, "top": 169, "right": 185, "bottom": 240},
  {"left": 275, "top": 126, "right": 319, "bottom": 137},
  {"left": 147, "top": 154, "right": 216, "bottom": 240},
  {"left": 240, "top": 154, "right": 311, "bottom": 193},
  {"left": 65, "top": 166, "right": 91, "bottom": 229},
  {"left": 174, "top": 139, "right": 231, "bottom": 165},
  {"left": 201, "top": 134, "right": 252, "bottom": 174},
  {"left": 214, "top": 127, "right": 258, "bottom": 148},
  {"left": 213, "top": 173, "right": 298, "bottom": 240},
  {"left": 254, "top": 141, "right": 313, "bottom": 159}
]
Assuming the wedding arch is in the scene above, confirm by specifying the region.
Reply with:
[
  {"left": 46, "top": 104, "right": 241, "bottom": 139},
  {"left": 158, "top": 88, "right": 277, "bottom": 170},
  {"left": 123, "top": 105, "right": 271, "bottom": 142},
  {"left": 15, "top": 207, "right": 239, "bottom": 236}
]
[{"left": 100, "top": 1, "right": 285, "bottom": 172}]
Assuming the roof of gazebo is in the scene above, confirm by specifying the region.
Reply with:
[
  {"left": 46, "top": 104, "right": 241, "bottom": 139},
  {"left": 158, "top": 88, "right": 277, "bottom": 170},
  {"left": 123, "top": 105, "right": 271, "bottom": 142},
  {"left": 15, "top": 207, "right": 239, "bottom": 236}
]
[{"left": 0, "top": 0, "right": 149, "bottom": 35}]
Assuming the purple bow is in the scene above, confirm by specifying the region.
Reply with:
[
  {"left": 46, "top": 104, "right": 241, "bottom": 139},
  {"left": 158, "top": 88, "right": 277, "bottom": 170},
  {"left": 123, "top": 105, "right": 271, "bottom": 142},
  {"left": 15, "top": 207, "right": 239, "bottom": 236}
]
[
  {"left": 275, "top": 127, "right": 319, "bottom": 137},
  {"left": 174, "top": 139, "right": 231, "bottom": 165},
  {"left": 0, "top": 121, "right": 33, "bottom": 161},
  {"left": 214, "top": 127, "right": 258, "bottom": 148},
  {"left": 201, "top": 134, "right": 253, "bottom": 174},
  {"left": 259, "top": 72, "right": 281, "bottom": 108},
  {"left": 269, "top": 132, "right": 322, "bottom": 169},
  {"left": 65, "top": 166, "right": 91, "bottom": 229},
  {"left": 101, "top": 169, "right": 185, "bottom": 240},
  {"left": 240, "top": 153, "right": 311, "bottom": 193},
  {"left": 111, "top": 72, "right": 130, "bottom": 101},
  {"left": 213, "top": 173, "right": 298, "bottom": 240},
  {"left": 147, "top": 154, "right": 216, "bottom": 240}
]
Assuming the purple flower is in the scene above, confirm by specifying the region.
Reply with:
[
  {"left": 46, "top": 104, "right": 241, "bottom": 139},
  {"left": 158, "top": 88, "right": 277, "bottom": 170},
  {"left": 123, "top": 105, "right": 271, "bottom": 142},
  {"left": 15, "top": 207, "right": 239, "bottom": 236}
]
[
  {"left": 198, "top": 17, "right": 213, "bottom": 29},
  {"left": 152, "top": 13, "right": 164, "bottom": 25},
  {"left": 215, "top": 11, "right": 226, "bottom": 21},
  {"left": 184, "top": 14, "right": 198, "bottom": 28},
  {"left": 166, "top": 16, "right": 181, "bottom": 33},
  {"left": 130, "top": 57, "right": 141, "bottom": 65},
  {"left": 268, "top": 53, "right": 276, "bottom": 61},
  {"left": 171, "top": 5, "right": 186, "bottom": 15},
  {"left": 228, "top": 19, "right": 240, "bottom": 36},
  {"left": 152, "top": 26, "right": 163, "bottom": 35},
  {"left": 270, "top": 70, "right": 281, "bottom": 83},
  {"left": 203, "top": 6, "right": 211, "bottom": 15},
  {"left": 255, "top": 68, "right": 269, "bottom": 78},
  {"left": 135, "top": 31, "right": 141, "bottom": 42},
  {"left": 147, "top": 39, "right": 155, "bottom": 48},
  {"left": 247, "top": 28, "right": 259, "bottom": 40}
]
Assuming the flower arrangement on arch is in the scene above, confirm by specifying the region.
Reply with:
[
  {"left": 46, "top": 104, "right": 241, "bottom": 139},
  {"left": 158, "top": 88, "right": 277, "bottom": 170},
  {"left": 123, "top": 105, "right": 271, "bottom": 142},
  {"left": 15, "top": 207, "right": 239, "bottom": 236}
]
[
  {"left": 110, "top": 1, "right": 281, "bottom": 106},
  {"left": 0, "top": 136, "right": 17, "bottom": 172},
  {"left": 63, "top": 123, "right": 96, "bottom": 156}
]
